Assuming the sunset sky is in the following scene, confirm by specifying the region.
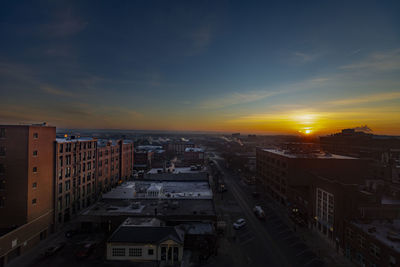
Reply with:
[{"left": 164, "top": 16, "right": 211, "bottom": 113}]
[{"left": 1, "top": 1, "right": 400, "bottom": 135}]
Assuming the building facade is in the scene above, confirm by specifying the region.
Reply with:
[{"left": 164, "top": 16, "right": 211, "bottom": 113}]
[
  {"left": 54, "top": 137, "right": 97, "bottom": 229},
  {"left": 0, "top": 124, "right": 56, "bottom": 266}
]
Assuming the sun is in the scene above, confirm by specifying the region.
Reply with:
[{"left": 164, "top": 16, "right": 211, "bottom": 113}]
[{"left": 305, "top": 129, "right": 312, "bottom": 134}]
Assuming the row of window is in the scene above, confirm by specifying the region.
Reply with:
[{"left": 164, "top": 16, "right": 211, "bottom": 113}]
[
  {"left": 0, "top": 129, "right": 38, "bottom": 139},
  {"left": 59, "top": 142, "right": 96, "bottom": 153},
  {"left": 111, "top": 247, "right": 154, "bottom": 257}
]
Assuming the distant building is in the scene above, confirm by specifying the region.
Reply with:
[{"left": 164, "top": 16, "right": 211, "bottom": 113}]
[
  {"left": 184, "top": 147, "right": 205, "bottom": 165},
  {"left": 0, "top": 124, "right": 55, "bottom": 265},
  {"left": 167, "top": 141, "right": 194, "bottom": 155},
  {"left": 232, "top": 133, "right": 240, "bottom": 137}
]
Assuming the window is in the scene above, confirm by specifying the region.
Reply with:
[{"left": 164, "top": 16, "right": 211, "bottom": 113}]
[
  {"left": 33, "top": 133, "right": 38, "bottom": 139},
  {"left": 32, "top": 198, "right": 37, "bottom": 204},
  {"left": 33, "top": 150, "right": 38, "bottom": 156},
  {"left": 112, "top": 248, "right": 125, "bottom": 257},
  {"left": 65, "top": 180, "right": 70, "bottom": 191},
  {"left": 0, "top": 197, "right": 4, "bottom": 207},
  {"left": 59, "top": 183, "right": 62, "bottom": 194},
  {"left": 0, "top": 128, "right": 5, "bottom": 138},
  {"left": 0, "top": 146, "right": 5, "bottom": 156},
  {"left": 148, "top": 248, "right": 154, "bottom": 255},
  {"left": 65, "top": 193, "right": 70, "bottom": 206},
  {"left": 0, "top": 163, "right": 5, "bottom": 174},
  {"left": 58, "top": 197, "right": 62, "bottom": 210},
  {"left": 58, "top": 169, "right": 63, "bottom": 180},
  {"left": 59, "top": 144, "right": 63, "bottom": 153},
  {"left": 33, "top": 167, "right": 38, "bottom": 173},
  {"left": 129, "top": 248, "right": 142, "bottom": 257},
  {"left": 32, "top": 182, "right": 37, "bottom": 189},
  {"left": 370, "top": 243, "right": 380, "bottom": 259},
  {"left": 0, "top": 180, "right": 5, "bottom": 190}
]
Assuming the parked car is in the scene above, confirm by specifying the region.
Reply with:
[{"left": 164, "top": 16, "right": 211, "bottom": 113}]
[
  {"left": 44, "top": 242, "right": 66, "bottom": 256},
  {"left": 76, "top": 243, "right": 96, "bottom": 259},
  {"left": 233, "top": 218, "right": 246, "bottom": 229},
  {"left": 253, "top": 205, "right": 265, "bottom": 220}
]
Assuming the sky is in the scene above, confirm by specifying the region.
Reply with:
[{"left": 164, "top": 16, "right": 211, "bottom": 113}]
[{"left": 1, "top": 0, "right": 400, "bottom": 135}]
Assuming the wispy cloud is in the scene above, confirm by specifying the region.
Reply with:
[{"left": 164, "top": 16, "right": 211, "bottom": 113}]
[
  {"left": 198, "top": 76, "right": 331, "bottom": 109},
  {"left": 292, "top": 51, "right": 321, "bottom": 63},
  {"left": 327, "top": 91, "right": 400, "bottom": 106},
  {"left": 199, "top": 91, "right": 279, "bottom": 109},
  {"left": 41, "top": 86, "right": 76, "bottom": 97},
  {"left": 340, "top": 48, "right": 400, "bottom": 71}
]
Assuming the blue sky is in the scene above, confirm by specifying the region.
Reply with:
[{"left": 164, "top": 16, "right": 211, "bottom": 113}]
[{"left": 1, "top": 0, "right": 400, "bottom": 134}]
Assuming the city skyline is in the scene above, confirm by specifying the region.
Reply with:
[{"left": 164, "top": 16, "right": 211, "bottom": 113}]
[{"left": 1, "top": 1, "right": 400, "bottom": 135}]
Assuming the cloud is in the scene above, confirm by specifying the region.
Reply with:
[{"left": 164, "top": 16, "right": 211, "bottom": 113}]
[
  {"left": 292, "top": 51, "right": 320, "bottom": 63},
  {"left": 41, "top": 86, "right": 76, "bottom": 97},
  {"left": 327, "top": 91, "right": 400, "bottom": 106},
  {"left": 198, "top": 76, "right": 331, "bottom": 109},
  {"left": 40, "top": 9, "right": 87, "bottom": 38},
  {"left": 199, "top": 91, "right": 279, "bottom": 109},
  {"left": 340, "top": 48, "right": 400, "bottom": 71}
]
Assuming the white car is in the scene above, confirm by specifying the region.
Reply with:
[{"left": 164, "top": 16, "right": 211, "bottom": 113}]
[{"left": 233, "top": 218, "right": 246, "bottom": 229}]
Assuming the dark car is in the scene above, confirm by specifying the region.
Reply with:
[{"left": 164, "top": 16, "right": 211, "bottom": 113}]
[
  {"left": 76, "top": 243, "right": 96, "bottom": 259},
  {"left": 44, "top": 242, "right": 66, "bottom": 256}
]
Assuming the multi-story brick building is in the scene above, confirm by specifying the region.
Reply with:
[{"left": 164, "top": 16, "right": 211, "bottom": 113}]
[
  {"left": 344, "top": 220, "right": 400, "bottom": 267},
  {"left": 96, "top": 139, "right": 134, "bottom": 194},
  {"left": 184, "top": 147, "right": 205, "bottom": 165},
  {"left": 0, "top": 124, "right": 56, "bottom": 266},
  {"left": 256, "top": 148, "right": 370, "bottom": 205},
  {"left": 54, "top": 137, "right": 97, "bottom": 229}
]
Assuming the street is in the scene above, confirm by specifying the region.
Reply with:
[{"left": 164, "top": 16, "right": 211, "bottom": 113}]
[{"left": 211, "top": 157, "right": 324, "bottom": 267}]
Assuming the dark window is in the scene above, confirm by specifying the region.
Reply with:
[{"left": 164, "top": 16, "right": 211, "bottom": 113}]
[
  {"left": 33, "top": 167, "right": 37, "bottom": 173},
  {"left": 0, "top": 197, "right": 4, "bottom": 207},
  {"left": 32, "top": 182, "right": 37, "bottom": 188},
  {"left": 0, "top": 128, "right": 5, "bottom": 138},
  {"left": 32, "top": 198, "right": 37, "bottom": 204},
  {"left": 59, "top": 183, "right": 62, "bottom": 194},
  {"left": 33, "top": 150, "right": 38, "bottom": 156},
  {"left": 0, "top": 146, "right": 5, "bottom": 156},
  {"left": 0, "top": 180, "right": 5, "bottom": 190},
  {"left": 148, "top": 249, "right": 154, "bottom": 255},
  {"left": 0, "top": 164, "right": 4, "bottom": 174},
  {"left": 33, "top": 133, "right": 38, "bottom": 139}
]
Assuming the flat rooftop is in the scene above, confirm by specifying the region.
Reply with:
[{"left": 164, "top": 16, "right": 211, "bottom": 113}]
[
  {"left": 56, "top": 137, "right": 95, "bottom": 143},
  {"left": 144, "top": 172, "right": 208, "bottom": 182},
  {"left": 102, "top": 181, "right": 212, "bottom": 200},
  {"left": 352, "top": 220, "right": 400, "bottom": 252},
  {"left": 82, "top": 198, "right": 216, "bottom": 218},
  {"left": 147, "top": 167, "right": 207, "bottom": 174},
  {"left": 261, "top": 149, "right": 358, "bottom": 159}
]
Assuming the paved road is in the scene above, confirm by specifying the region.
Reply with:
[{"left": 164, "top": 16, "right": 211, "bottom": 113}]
[{"left": 213, "top": 157, "right": 324, "bottom": 267}]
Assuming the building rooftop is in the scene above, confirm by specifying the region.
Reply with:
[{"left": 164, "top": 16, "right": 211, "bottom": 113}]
[
  {"left": 185, "top": 147, "right": 204, "bottom": 152},
  {"left": 352, "top": 220, "right": 400, "bottom": 252},
  {"left": 261, "top": 149, "right": 358, "bottom": 159},
  {"left": 56, "top": 137, "right": 95, "bottom": 143},
  {"left": 102, "top": 181, "right": 212, "bottom": 200},
  {"left": 108, "top": 225, "right": 184, "bottom": 244},
  {"left": 147, "top": 167, "right": 207, "bottom": 175},
  {"left": 82, "top": 198, "right": 216, "bottom": 219},
  {"left": 144, "top": 172, "right": 208, "bottom": 182}
]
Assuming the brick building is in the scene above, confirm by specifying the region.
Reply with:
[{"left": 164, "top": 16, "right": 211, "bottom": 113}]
[
  {"left": 183, "top": 147, "right": 205, "bottom": 165},
  {"left": 256, "top": 148, "right": 370, "bottom": 205},
  {"left": 0, "top": 124, "right": 56, "bottom": 266},
  {"left": 344, "top": 220, "right": 400, "bottom": 266},
  {"left": 54, "top": 137, "right": 97, "bottom": 229}
]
